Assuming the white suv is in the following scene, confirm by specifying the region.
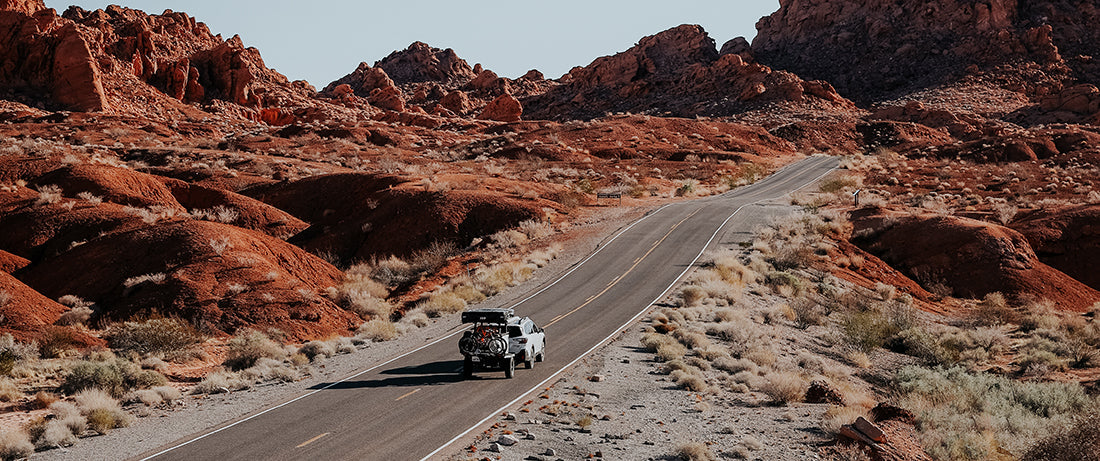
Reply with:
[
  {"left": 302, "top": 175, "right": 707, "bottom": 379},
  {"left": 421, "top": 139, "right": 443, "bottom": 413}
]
[{"left": 459, "top": 308, "right": 546, "bottom": 378}]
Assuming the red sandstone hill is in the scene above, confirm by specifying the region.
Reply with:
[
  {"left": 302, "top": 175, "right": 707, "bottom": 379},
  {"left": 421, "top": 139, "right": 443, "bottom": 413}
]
[
  {"left": 752, "top": 0, "right": 1100, "bottom": 120},
  {"left": 522, "top": 24, "right": 855, "bottom": 121},
  {"left": 0, "top": 2, "right": 325, "bottom": 124},
  {"left": 241, "top": 173, "right": 560, "bottom": 266},
  {"left": 850, "top": 210, "right": 1100, "bottom": 311}
]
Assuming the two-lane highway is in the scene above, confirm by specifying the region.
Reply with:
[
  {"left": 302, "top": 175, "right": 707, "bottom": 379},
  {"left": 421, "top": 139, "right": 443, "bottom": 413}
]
[{"left": 139, "top": 155, "right": 837, "bottom": 461}]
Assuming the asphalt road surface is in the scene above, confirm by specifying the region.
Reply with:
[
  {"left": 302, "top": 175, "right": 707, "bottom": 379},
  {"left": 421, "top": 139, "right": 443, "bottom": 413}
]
[{"left": 138, "top": 155, "right": 838, "bottom": 461}]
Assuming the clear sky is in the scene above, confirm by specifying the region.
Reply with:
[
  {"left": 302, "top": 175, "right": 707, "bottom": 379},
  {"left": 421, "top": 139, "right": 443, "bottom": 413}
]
[{"left": 46, "top": 1, "right": 780, "bottom": 88}]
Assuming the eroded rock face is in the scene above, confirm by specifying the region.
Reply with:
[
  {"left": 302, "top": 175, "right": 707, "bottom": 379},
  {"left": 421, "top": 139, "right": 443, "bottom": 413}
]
[
  {"left": 0, "top": 5, "right": 313, "bottom": 120},
  {"left": 523, "top": 24, "right": 853, "bottom": 120},
  {"left": 480, "top": 94, "right": 522, "bottom": 122},
  {"left": 750, "top": 0, "right": 1100, "bottom": 101},
  {"left": 376, "top": 41, "right": 477, "bottom": 85},
  {"left": 0, "top": 10, "right": 109, "bottom": 111},
  {"left": 851, "top": 211, "right": 1100, "bottom": 311},
  {"left": 322, "top": 62, "right": 397, "bottom": 97},
  {"left": 0, "top": 0, "right": 43, "bottom": 15},
  {"left": 1012, "top": 204, "right": 1100, "bottom": 291}
]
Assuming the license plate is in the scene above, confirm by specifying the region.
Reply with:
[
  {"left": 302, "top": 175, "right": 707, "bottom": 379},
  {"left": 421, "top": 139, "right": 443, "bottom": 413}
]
[{"left": 470, "top": 356, "right": 480, "bottom": 362}]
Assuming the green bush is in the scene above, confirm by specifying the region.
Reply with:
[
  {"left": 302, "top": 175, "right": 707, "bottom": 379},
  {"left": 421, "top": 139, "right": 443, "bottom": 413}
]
[
  {"left": 62, "top": 359, "right": 166, "bottom": 397},
  {"left": 1023, "top": 413, "right": 1100, "bottom": 461},
  {"left": 107, "top": 318, "right": 203, "bottom": 357},
  {"left": 38, "top": 326, "right": 80, "bottom": 359},
  {"left": 224, "top": 331, "right": 285, "bottom": 371},
  {"left": 896, "top": 366, "right": 1095, "bottom": 459}
]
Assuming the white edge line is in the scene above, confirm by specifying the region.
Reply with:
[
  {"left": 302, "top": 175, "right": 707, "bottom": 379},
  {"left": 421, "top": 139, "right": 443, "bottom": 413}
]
[
  {"left": 139, "top": 204, "right": 673, "bottom": 461},
  {"left": 419, "top": 157, "right": 837, "bottom": 460}
]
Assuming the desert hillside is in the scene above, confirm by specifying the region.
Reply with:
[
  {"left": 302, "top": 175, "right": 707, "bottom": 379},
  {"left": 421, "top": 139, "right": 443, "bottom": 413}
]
[{"left": 0, "top": 1, "right": 1098, "bottom": 460}]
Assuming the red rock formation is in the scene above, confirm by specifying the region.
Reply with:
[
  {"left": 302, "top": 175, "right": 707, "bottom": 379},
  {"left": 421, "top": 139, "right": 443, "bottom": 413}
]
[
  {"left": 523, "top": 24, "right": 853, "bottom": 120},
  {"left": 480, "top": 94, "right": 522, "bottom": 122},
  {"left": 750, "top": 0, "right": 1100, "bottom": 101},
  {"left": 321, "top": 62, "right": 397, "bottom": 97},
  {"left": 851, "top": 211, "right": 1100, "bottom": 311},
  {"left": 375, "top": 41, "right": 476, "bottom": 85},
  {"left": 0, "top": 0, "right": 43, "bottom": 15},
  {"left": 0, "top": 4, "right": 318, "bottom": 120},
  {"left": 16, "top": 219, "right": 359, "bottom": 341},
  {"left": 242, "top": 173, "right": 555, "bottom": 265},
  {"left": 0, "top": 10, "right": 110, "bottom": 111},
  {"left": 0, "top": 250, "right": 29, "bottom": 273},
  {"left": 1012, "top": 204, "right": 1100, "bottom": 291},
  {"left": 440, "top": 90, "right": 472, "bottom": 114},
  {"left": 29, "top": 164, "right": 185, "bottom": 211}
]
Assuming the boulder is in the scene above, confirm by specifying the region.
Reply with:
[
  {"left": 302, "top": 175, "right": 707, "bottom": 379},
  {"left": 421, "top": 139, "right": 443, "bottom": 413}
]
[{"left": 480, "top": 94, "right": 522, "bottom": 122}]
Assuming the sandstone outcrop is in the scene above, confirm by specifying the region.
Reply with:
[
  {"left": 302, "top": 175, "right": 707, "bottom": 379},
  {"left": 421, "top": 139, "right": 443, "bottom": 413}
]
[
  {"left": 1012, "top": 204, "right": 1100, "bottom": 291},
  {"left": 0, "top": 0, "right": 43, "bottom": 15},
  {"left": 376, "top": 41, "right": 477, "bottom": 85},
  {"left": 851, "top": 211, "right": 1100, "bottom": 310},
  {"left": 750, "top": 0, "right": 1100, "bottom": 101},
  {"left": 480, "top": 94, "right": 522, "bottom": 122},
  {"left": 0, "top": 4, "right": 317, "bottom": 121},
  {"left": 523, "top": 24, "right": 854, "bottom": 120}
]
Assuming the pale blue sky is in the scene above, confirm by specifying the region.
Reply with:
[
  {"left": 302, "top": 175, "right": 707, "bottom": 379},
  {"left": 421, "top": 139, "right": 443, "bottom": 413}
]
[{"left": 47, "top": 1, "right": 779, "bottom": 88}]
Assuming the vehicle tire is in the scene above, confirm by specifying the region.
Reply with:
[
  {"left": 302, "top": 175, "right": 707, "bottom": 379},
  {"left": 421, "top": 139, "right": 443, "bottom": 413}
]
[
  {"left": 536, "top": 341, "right": 545, "bottom": 362},
  {"left": 505, "top": 356, "right": 515, "bottom": 379},
  {"left": 463, "top": 356, "right": 473, "bottom": 379},
  {"left": 524, "top": 352, "right": 534, "bottom": 369}
]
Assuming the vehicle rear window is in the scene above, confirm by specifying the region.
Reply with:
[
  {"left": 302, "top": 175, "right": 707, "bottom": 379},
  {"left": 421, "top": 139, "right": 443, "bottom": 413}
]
[{"left": 508, "top": 326, "right": 522, "bottom": 337}]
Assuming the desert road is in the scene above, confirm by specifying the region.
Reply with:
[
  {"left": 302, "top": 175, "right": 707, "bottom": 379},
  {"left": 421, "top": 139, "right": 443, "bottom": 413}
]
[{"left": 138, "top": 155, "right": 838, "bottom": 461}]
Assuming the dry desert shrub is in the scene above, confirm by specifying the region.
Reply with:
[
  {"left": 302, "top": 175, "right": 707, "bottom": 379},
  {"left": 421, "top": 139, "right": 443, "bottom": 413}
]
[
  {"left": 298, "top": 341, "right": 335, "bottom": 361},
  {"left": 0, "top": 378, "right": 20, "bottom": 402},
  {"left": 418, "top": 291, "right": 466, "bottom": 318},
  {"left": 62, "top": 359, "right": 166, "bottom": 397},
  {"left": 1023, "top": 412, "right": 1100, "bottom": 461},
  {"left": 970, "top": 292, "right": 1016, "bottom": 326},
  {"left": 713, "top": 357, "right": 757, "bottom": 375},
  {"left": 761, "top": 371, "right": 807, "bottom": 405},
  {"left": 49, "top": 401, "right": 86, "bottom": 439},
  {"left": 240, "top": 358, "right": 298, "bottom": 383},
  {"left": 675, "top": 441, "right": 717, "bottom": 461},
  {"left": 400, "top": 311, "right": 431, "bottom": 328},
  {"left": 34, "top": 184, "right": 63, "bottom": 207},
  {"left": 679, "top": 286, "right": 707, "bottom": 306},
  {"left": 670, "top": 368, "right": 708, "bottom": 392},
  {"left": 895, "top": 366, "right": 1094, "bottom": 459},
  {"left": 224, "top": 330, "right": 285, "bottom": 370},
  {"left": 656, "top": 341, "right": 689, "bottom": 362},
  {"left": 153, "top": 385, "right": 181, "bottom": 402},
  {"left": 0, "top": 430, "right": 33, "bottom": 461},
  {"left": 74, "top": 389, "right": 129, "bottom": 434},
  {"left": 191, "top": 370, "right": 250, "bottom": 394},
  {"left": 106, "top": 317, "right": 203, "bottom": 358},
  {"left": 641, "top": 332, "right": 677, "bottom": 352},
  {"left": 357, "top": 319, "right": 399, "bottom": 342}
]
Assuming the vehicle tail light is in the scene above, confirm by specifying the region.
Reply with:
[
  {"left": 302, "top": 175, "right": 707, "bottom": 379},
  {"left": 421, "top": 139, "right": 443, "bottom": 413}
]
[{"left": 516, "top": 338, "right": 527, "bottom": 344}]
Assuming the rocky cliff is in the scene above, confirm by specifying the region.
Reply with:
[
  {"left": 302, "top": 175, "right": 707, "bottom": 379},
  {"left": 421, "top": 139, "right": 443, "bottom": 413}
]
[
  {"left": 751, "top": 0, "right": 1100, "bottom": 103},
  {"left": 522, "top": 24, "right": 854, "bottom": 120},
  {"left": 0, "top": 4, "right": 317, "bottom": 122}
]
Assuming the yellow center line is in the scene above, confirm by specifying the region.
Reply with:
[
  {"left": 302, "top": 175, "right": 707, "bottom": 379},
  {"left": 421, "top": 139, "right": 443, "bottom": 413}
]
[
  {"left": 296, "top": 432, "right": 329, "bottom": 448},
  {"left": 544, "top": 208, "right": 701, "bottom": 328},
  {"left": 395, "top": 388, "right": 422, "bottom": 401}
]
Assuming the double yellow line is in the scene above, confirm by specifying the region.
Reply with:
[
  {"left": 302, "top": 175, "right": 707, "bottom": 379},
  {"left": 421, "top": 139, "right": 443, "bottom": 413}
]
[{"left": 544, "top": 208, "right": 701, "bottom": 328}]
